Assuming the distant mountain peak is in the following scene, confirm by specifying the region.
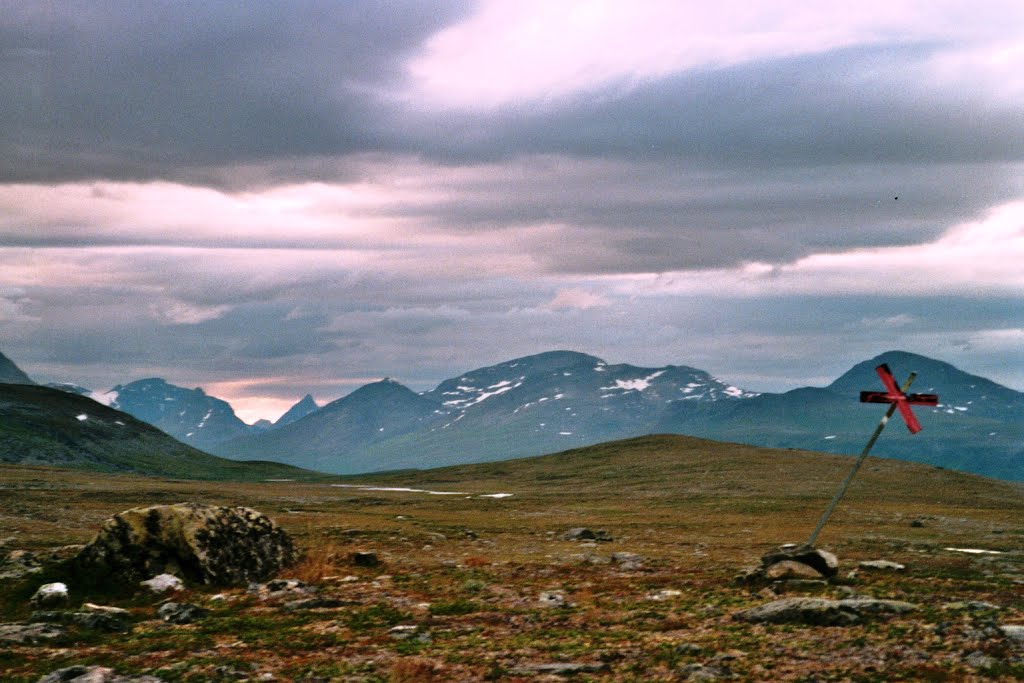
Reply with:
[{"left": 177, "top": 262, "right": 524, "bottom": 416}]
[
  {"left": 828, "top": 350, "right": 1009, "bottom": 394},
  {"left": 273, "top": 393, "right": 319, "bottom": 428},
  {"left": 0, "top": 350, "right": 34, "bottom": 385}
]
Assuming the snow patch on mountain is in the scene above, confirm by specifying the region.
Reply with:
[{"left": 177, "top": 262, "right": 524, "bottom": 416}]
[
  {"left": 603, "top": 370, "right": 666, "bottom": 392},
  {"left": 90, "top": 390, "right": 119, "bottom": 406}
]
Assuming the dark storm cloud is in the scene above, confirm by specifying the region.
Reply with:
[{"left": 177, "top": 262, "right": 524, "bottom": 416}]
[
  {"left": 478, "top": 46, "right": 1024, "bottom": 166},
  {"left": 4, "top": 5, "right": 1022, "bottom": 272},
  {"left": 5, "top": 7, "right": 1022, "bottom": 191},
  {"left": 0, "top": 1, "right": 472, "bottom": 183}
]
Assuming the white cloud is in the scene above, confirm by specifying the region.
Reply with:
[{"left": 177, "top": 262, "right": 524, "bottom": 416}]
[
  {"left": 546, "top": 288, "right": 610, "bottom": 311},
  {"left": 613, "top": 199, "right": 1024, "bottom": 298},
  {"left": 148, "top": 300, "right": 232, "bottom": 325},
  {"left": 407, "top": 0, "right": 1024, "bottom": 108}
]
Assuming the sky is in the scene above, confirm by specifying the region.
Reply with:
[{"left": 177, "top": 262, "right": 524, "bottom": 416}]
[{"left": 2, "top": 1, "right": 1023, "bottom": 423}]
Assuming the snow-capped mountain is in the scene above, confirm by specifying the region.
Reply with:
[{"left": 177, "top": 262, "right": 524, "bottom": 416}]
[
  {"left": 33, "top": 348, "right": 1024, "bottom": 481},
  {"left": 44, "top": 378, "right": 323, "bottom": 450},
  {"left": 657, "top": 350, "right": 1024, "bottom": 481},
  {"left": 214, "top": 350, "right": 760, "bottom": 473},
  {"left": 88, "top": 378, "right": 253, "bottom": 451},
  {"left": 212, "top": 349, "right": 1024, "bottom": 481}
]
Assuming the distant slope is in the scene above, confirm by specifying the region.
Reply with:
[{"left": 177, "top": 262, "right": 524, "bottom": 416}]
[
  {"left": 274, "top": 393, "right": 319, "bottom": 427},
  {"left": 0, "top": 351, "right": 34, "bottom": 385},
  {"left": 659, "top": 351, "right": 1024, "bottom": 481},
  {"left": 216, "top": 379, "right": 442, "bottom": 471},
  {"left": 348, "top": 434, "right": 1024, "bottom": 514},
  {"left": 0, "top": 383, "right": 321, "bottom": 481}
]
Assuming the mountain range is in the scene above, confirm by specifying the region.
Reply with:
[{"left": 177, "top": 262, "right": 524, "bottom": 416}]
[
  {"left": 212, "top": 349, "right": 1022, "bottom": 481},
  {"left": 6, "top": 347, "right": 1022, "bottom": 481},
  {"left": 46, "top": 379, "right": 320, "bottom": 451}
]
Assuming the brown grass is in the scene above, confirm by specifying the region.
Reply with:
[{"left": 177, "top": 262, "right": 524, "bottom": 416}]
[{"left": 1, "top": 435, "right": 1022, "bottom": 681}]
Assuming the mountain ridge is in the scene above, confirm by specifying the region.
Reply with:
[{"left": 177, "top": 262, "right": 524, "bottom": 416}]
[
  {"left": 17, "top": 347, "right": 1024, "bottom": 481},
  {"left": 0, "top": 350, "right": 34, "bottom": 385},
  {"left": 0, "top": 382, "right": 319, "bottom": 480}
]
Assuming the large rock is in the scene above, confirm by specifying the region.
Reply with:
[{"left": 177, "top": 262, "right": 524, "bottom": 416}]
[
  {"left": 734, "top": 597, "right": 917, "bottom": 626},
  {"left": 36, "top": 666, "right": 165, "bottom": 683},
  {"left": 761, "top": 546, "right": 839, "bottom": 578},
  {"left": 1, "top": 549, "right": 42, "bottom": 579},
  {"left": 73, "top": 503, "right": 296, "bottom": 586},
  {"left": 0, "top": 622, "right": 65, "bottom": 644}
]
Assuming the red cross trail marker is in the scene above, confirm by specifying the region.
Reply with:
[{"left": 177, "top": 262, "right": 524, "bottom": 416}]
[
  {"left": 804, "top": 364, "right": 938, "bottom": 547},
  {"left": 859, "top": 364, "right": 938, "bottom": 433}
]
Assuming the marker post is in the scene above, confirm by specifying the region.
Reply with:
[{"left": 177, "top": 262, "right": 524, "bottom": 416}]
[{"left": 804, "top": 364, "right": 938, "bottom": 548}]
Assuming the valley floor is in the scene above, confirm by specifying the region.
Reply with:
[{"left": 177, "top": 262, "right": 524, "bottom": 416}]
[{"left": 2, "top": 437, "right": 1023, "bottom": 681}]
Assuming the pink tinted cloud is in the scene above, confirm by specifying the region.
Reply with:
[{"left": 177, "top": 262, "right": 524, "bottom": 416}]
[
  {"left": 407, "top": 0, "right": 1024, "bottom": 108},
  {"left": 609, "top": 199, "right": 1024, "bottom": 298}
]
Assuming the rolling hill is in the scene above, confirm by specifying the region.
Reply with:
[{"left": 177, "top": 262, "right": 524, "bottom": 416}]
[{"left": 0, "top": 383, "right": 321, "bottom": 481}]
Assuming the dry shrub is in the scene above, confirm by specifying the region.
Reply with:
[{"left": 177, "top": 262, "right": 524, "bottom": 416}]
[
  {"left": 389, "top": 657, "right": 440, "bottom": 682},
  {"left": 289, "top": 541, "right": 346, "bottom": 583}
]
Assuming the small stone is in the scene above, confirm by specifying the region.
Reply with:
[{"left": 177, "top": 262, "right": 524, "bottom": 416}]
[
  {"left": 562, "top": 528, "right": 596, "bottom": 541},
  {"left": 611, "top": 552, "right": 643, "bottom": 570},
  {"left": 1000, "top": 624, "right": 1024, "bottom": 642},
  {"left": 510, "top": 663, "right": 608, "bottom": 676},
  {"left": 942, "top": 600, "right": 1001, "bottom": 613},
  {"left": 679, "top": 663, "right": 728, "bottom": 681},
  {"left": 389, "top": 624, "right": 419, "bottom": 639},
  {"left": 158, "top": 602, "right": 208, "bottom": 624},
  {"left": 83, "top": 603, "right": 131, "bottom": 616},
  {"left": 858, "top": 560, "right": 906, "bottom": 571},
  {"left": 0, "top": 622, "right": 65, "bottom": 644},
  {"left": 0, "top": 549, "right": 42, "bottom": 580},
  {"left": 764, "top": 560, "right": 824, "bottom": 580},
  {"left": 649, "top": 589, "right": 683, "bottom": 601},
  {"left": 31, "top": 582, "right": 69, "bottom": 608},
  {"left": 140, "top": 573, "right": 183, "bottom": 593},
  {"left": 350, "top": 551, "right": 379, "bottom": 567},
  {"left": 965, "top": 651, "right": 997, "bottom": 669},
  {"left": 283, "top": 597, "right": 348, "bottom": 611},
  {"left": 264, "top": 578, "right": 312, "bottom": 595},
  {"left": 674, "top": 642, "right": 704, "bottom": 655},
  {"left": 30, "top": 610, "right": 131, "bottom": 633},
  {"left": 538, "top": 591, "right": 567, "bottom": 608}
]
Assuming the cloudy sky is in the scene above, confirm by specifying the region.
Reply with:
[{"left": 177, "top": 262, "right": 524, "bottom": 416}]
[{"left": 2, "top": 1, "right": 1022, "bottom": 422}]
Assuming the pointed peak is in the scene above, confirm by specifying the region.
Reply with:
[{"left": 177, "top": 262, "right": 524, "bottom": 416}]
[{"left": 0, "top": 350, "right": 35, "bottom": 385}]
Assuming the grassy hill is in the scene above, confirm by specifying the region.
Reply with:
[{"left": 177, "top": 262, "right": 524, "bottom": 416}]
[
  {"left": 2, "top": 435, "right": 1022, "bottom": 680},
  {"left": 0, "top": 383, "right": 324, "bottom": 481}
]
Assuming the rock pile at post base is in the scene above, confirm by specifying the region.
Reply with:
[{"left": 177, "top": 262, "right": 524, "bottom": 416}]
[
  {"left": 737, "top": 544, "right": 839, "bottom": 583},
  {"left": 72, "top": 503, "right": 296, "bottom": 586}
]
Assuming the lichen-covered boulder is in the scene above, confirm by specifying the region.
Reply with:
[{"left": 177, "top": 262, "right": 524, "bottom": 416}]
[
  {"left": 72, "top": 503, "right": 296, "bottom": 587},
  {"left": 733, "top": 597, "right": 917, "bottom": 626}
]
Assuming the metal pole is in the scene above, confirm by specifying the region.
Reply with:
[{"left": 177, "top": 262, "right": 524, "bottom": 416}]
[{"left": 804, "top": 372, "right": 917, "bottom": 548}]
